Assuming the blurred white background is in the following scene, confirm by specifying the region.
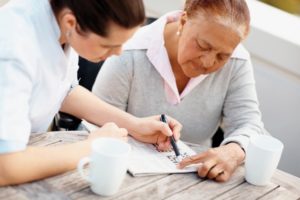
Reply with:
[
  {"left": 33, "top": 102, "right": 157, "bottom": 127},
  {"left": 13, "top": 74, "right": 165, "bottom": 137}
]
[{"left": 0, "top": 0, "right": 8, "bottom": 6}]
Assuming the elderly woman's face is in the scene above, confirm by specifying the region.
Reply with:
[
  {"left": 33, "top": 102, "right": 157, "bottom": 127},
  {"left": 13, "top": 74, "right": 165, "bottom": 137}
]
[{"left": 177, "top": 14, "right": 241, "bottom": 78}]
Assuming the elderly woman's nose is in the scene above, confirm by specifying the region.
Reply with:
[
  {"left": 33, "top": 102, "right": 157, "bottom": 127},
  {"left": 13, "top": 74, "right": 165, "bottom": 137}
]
[{"left": 200, "top": 53, "right": 216, "bottom": 68}]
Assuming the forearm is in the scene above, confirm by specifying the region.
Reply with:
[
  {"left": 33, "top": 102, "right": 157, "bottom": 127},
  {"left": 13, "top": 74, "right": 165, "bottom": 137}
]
[
  {"left": 0, "top": 140, "right": 90, "bottom": 186},
  {"left": 60, "top": 86, "right": 138, "bottom": 133}
]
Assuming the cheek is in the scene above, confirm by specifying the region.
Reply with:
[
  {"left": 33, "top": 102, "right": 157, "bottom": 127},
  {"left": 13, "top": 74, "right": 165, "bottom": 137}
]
[
  {"left": 70, "top": 36, "right": 106, "bottom": 59},
  {"left": 70, "top": 38, "right": 89, "bottom": 56},
  {"left": 177, "top": 44, "right": 190, "bottom": 65},
  {"left": 177, "top": 40, "right": 199, "bottom": 65}
]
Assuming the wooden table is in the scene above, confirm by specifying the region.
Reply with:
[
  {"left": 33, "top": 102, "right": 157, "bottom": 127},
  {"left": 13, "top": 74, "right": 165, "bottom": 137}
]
[{"left": 1, "top": 131, "right": 300, "bottom": 200}]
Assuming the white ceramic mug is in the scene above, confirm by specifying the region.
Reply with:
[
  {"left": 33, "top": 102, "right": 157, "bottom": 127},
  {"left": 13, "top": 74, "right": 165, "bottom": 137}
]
[
  {"left": 245, "top": 135, "right": 284, "bottom": 186},
  {"left": 77, "top": 137, "right": 131, "bottom": 196}
]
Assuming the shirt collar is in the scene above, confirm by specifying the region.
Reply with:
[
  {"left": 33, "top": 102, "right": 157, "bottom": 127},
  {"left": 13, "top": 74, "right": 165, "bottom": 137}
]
[
  {"left": 31, "top": 0, "right": 61, "bottom": 42},
  {"left": 44, "top": 0, "right": 61, "bottom": 41}
]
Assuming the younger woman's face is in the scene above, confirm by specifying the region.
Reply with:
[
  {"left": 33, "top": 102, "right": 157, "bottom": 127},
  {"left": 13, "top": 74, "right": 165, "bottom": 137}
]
[
  {"left": 177, "top": 13, "right": 242, "bottom": 78},
  {"left": 70, "top": 23, "right": 139, "bottom": 63}
]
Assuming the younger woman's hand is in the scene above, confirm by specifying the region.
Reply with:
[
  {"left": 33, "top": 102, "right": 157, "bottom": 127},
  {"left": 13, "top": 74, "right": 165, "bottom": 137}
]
[{"left": 88, "top": 122, "right": 128, "bottom": 141}]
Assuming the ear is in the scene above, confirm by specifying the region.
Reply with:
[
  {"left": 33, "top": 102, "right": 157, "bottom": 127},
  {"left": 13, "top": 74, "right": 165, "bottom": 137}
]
[
  {"left": 60, "top": 10, "right": 77, "bottom": 33},
  {"left": 178, "top": 11, "right": 188, "bottom": 33}
]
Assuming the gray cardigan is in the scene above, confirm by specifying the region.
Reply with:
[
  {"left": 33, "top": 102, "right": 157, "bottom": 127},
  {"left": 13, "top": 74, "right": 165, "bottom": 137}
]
[{"left": 92, "top": 50, "right": 266, "bottom": 149}]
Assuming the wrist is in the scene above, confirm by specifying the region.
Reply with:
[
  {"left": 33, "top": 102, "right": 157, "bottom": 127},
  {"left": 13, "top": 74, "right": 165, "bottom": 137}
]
[
  {"left": 126, "top": 115, "right": 140, "bottom": 135},
  {"left": 226, "top": 142, "right": 245, "bottom": 164}
]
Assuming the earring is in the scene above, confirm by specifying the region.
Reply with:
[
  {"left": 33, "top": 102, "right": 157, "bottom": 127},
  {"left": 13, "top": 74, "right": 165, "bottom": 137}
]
[{"left": 176, "top": 31, "right": 181, "bottom": 36}]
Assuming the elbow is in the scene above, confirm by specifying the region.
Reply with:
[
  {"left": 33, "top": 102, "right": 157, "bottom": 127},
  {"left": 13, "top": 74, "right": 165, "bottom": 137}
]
[
  {"left": 0, "top": 171, "right": 11, "bottom": 187},
  {"left": 0, "top": 178, "right": 9, "bottom": 187}
]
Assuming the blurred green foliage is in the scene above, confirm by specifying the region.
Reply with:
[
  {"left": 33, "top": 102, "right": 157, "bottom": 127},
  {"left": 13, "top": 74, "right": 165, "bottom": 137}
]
[{"left": 260, "top": 0, "right": 300, "bottom": 14}]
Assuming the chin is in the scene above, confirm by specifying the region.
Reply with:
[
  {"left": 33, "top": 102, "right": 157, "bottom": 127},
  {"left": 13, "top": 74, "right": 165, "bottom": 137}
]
[
  {"left": 182, "top": 70, "right": 200, "bottom": 78},
  {"left": 189, "top": 73, "right": 203, "bottom": 78},
  {"left": 183, "top": 67, "right": 206, "bottom": 77},
  {"left": 181, "top": 63, "right": 205, "bottom": 77},
  {"left": 85, "top": 57, "right": 104, "bottom": 63}
]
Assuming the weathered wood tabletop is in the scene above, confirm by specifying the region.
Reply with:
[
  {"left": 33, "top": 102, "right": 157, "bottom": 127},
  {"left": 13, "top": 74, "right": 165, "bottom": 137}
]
[{"left": 1, "top": 131, "right": 300, "bottom": 200}]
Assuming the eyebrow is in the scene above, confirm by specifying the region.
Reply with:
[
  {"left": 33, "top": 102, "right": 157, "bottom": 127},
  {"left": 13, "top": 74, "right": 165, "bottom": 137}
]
[{"left": 198, "top": 38, "right": 213, "bottom": 49}]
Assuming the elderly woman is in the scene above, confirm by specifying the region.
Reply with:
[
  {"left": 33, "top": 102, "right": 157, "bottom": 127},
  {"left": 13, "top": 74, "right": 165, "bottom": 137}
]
[{"left": 93, "top": 0, "right": 267, "bottom": 182}]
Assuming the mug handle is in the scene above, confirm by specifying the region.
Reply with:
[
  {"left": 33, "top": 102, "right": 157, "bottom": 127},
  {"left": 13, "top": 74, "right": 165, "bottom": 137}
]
[{"left": 77, "top": 157, "right": 91, "bottom": 182}]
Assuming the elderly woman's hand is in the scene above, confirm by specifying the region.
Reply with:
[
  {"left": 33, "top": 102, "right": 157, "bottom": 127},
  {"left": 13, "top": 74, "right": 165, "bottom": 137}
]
[
  {"left": 129, "top": 115, "right": 182, "bottom": 150},
  {"left": 178, "top": 143, "right": 245, "bottom": 182}
]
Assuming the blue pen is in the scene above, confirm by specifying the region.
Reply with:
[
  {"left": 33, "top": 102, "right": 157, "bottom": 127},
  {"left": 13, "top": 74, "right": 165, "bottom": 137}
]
[{"left": 160, "top": 114, "right": 181, "bottom": 157}]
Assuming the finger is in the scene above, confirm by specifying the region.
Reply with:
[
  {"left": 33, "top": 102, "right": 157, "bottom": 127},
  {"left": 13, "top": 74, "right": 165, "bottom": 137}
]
[
  {"left": 162, "top": 139, "right": 171, "bottom": 150},
  {"left": 198, "top": 159, "right": 217, "bottom": 178},
  {"left": 215, "top": 171, "right": 230, "bottom": 182},
  {"left": 207, "top": 165, "right": 224, "bottom": 180},
  {"left": 156, "top": 134, "right": 167, "bottom": 143},
  {"left": 119, "top": 128, "right": 128, "bottom": 136},
  {"left": 178, "top": 154, "right": 206, "bottom": 169},
  {"left": 157, "top": 121, "right": 173, "bottom": 137},
  {"left": 157, "top": 143, "right": 171, "bottom": 151},
  {"left": 167, "top": 117, "right": 182, "bottom": 140},
  {"left": 157, "top": 138, "right": 171, "bottom": 150}
]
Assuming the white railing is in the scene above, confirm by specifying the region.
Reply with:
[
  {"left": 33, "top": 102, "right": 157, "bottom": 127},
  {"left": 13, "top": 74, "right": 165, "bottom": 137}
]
[{"left": 244, "top": 0, "right": 300, "bottom": 177}]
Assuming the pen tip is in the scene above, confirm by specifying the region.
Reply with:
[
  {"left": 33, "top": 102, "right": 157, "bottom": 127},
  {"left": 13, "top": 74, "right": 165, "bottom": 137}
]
[{"left": 176, "top": 155, "right": 183, "bottom": 162}]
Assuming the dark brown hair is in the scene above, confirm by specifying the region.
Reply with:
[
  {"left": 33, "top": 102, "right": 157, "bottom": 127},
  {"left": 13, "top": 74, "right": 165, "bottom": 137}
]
[
  {"left": 50, "top": 0, "right": 145, "bottom": 37},
  {"left": 184, "top": 0, "right": 250, "bottom": 37}
]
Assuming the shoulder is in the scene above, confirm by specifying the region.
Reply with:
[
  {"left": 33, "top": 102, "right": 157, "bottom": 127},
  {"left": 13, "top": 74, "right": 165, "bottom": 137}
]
[
  {"left": 124, "top": 15, "right": 167, "bottom": 50},
  {"left": 0, "top": 6, "right": 36, "bottom": 55},
  {"left": 124, "top": 26, "right": 155, "bottom": 50},
  {"left": 226, "top": 44, "right": 253, "bottom": 73},
  {"left": 231, "top": 44, "right": 250, "bottom": 61},
  {"left": 100, "top": 50, "right": 150, "bottom": 79},
  {"left": 214, "top": 49, "right": 253, "bottom": 82},
  {"left": 109, "top": 49, "right": 148, "bottom": 66},
  {"left": 0, "top": 9, "right": 39, "bottom": 80}
]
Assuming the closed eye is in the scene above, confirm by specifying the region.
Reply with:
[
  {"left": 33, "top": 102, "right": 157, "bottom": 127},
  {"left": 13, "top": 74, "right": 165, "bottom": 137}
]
[{"left": 196, "top": 41, "right": 210, "bottom": 51}]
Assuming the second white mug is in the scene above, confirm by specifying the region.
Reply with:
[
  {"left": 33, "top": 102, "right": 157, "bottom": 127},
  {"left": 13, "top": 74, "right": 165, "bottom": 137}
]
[{"left": 245, "top": 135, "right": 283, "bottom": 186}]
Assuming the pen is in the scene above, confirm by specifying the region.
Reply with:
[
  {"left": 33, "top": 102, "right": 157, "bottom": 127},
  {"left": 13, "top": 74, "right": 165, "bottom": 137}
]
[{"left": 160, "top": 114, "right": 181, "bottom": 157}]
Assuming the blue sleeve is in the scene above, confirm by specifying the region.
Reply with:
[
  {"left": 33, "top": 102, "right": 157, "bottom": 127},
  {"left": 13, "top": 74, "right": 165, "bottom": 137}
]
[{"left": 0, "top": 140, "right": 27, "bottom": 154}]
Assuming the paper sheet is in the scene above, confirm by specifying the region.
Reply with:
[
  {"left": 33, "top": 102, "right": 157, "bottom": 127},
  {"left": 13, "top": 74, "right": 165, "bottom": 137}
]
[
  {"left": 128, "top": 137, "right": 198, "bottom": 176},
  {"left": 82, "top": 120, "right": 200, "bottom": 176}
]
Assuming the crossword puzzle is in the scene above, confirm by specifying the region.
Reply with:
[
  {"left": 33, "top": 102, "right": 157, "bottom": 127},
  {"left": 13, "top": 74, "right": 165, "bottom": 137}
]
[
  {"left": 153, "top": 144, "right": 195, "bottom": 165},
  {"left": 166, "top": 152, "right": 189, "bottom": 164}
]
